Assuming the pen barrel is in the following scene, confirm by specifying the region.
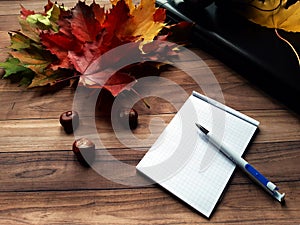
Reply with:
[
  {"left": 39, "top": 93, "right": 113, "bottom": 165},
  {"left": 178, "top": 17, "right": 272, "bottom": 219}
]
[
  {"left": 206, "top": 133, "right": 284, "bottom": 202},
  {"left": 208, "top": 135, "right": 247, "bottom": 167},
  {"left": 208, "top": 135, "right": 278, "bottom": 192}
]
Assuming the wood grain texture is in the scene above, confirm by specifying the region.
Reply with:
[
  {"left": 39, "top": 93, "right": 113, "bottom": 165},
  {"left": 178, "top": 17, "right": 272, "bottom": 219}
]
[
  {"left": 0, "top": 185, "right": 299, "bottom": 225},
  {"left": 0, "top": 1, "right": 299, "bottom": 224}
]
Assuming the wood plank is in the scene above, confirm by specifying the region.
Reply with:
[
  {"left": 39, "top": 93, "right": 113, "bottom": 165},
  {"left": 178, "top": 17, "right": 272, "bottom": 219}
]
[
  {"left": 0, "top": 184, "right": 298, "bottom": 225},
  {"left": 0, "top": 110, "right": 299, "bottom": 152},
  {"left": 0, "top": 87, "right": 76, "bottom": 120},
  {"left": 0, "top": 141, "right": 299, "bottom": 191},
  {"left": 0, "top": 115, "right": 170, "bottom": 152},
  {"left": 0, "top": 15, "right": 19, "bottom": 31},
  {"left": 247, "top": 110, "right": 300, "bottom": 143}
]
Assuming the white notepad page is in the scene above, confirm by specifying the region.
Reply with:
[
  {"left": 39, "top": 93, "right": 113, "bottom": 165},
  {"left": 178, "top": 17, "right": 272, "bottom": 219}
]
[{"left": 136, "top": 91, "right": 259, "bottom": 217}]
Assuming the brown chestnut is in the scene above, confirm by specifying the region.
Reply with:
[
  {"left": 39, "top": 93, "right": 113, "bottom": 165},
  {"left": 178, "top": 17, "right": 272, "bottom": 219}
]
[
  {"left": 119, "top": 108, "right": 138, "bottom": 130},
  {"left": 72, "top": 138, "right": 95, "bottom": 167},
  {"left": 59, "top": 110, "right": 79, "bottom": 134},
  {"left": 0, "top": 68, "right": 5, "bottom": 77}
]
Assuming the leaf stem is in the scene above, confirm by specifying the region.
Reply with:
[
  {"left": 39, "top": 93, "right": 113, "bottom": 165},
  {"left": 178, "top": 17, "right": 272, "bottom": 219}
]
[
  {"left": 131, "top": 88, "right": 151, "bottom": 109},
  {"left": 54, "top": 74, "right": 81, "bottom": 84},
  {"left": 275, "top": 28, "right": 300, "bottom": 68}
]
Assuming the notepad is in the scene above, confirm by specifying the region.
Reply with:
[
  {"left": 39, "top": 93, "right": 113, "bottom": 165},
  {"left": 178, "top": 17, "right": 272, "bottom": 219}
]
[{"left": 136, "top": 91, "right": 259, "bottom": 217}]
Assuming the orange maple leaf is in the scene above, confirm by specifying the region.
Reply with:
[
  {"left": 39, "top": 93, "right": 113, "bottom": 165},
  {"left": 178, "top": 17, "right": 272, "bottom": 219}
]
[{"left": 116, "top": 0, "right": 166, "bottom": 44}]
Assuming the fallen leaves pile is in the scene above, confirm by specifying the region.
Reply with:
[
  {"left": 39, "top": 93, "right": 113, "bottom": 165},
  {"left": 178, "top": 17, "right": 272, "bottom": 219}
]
[{"left": 0, "top": 0, "right": 190, "bottom": 97}]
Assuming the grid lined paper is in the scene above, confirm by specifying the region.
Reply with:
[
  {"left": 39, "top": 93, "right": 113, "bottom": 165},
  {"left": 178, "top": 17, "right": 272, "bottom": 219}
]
[{"left": 136, "top": 92, "right": 259, "bottom": 218}]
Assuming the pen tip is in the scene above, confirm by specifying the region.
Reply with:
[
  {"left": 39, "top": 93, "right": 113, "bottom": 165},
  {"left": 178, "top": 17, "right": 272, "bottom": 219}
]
[{"left": 195, "top": 123, "right": 209, "bottom": 135}]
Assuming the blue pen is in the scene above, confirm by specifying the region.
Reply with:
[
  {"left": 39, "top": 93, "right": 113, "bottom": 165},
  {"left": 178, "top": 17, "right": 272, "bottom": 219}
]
[{"left": 195, "top": 123, "right": 285, "bottom": 203}]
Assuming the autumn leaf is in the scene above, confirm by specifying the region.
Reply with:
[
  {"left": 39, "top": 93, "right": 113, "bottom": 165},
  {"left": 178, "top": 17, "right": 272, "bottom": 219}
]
[
  {"left": 68, "top": 38, "right": 106, "bottom": 74},
  {"left": 10, "top": 47, "right": 53, "bottom": 74},
  {"left": 69, "top": 1, "right": 102, "bottom": 42},
  {"left": 80, "top": 71, "right": 136, "bottom": 96},
  {"left": 236, "top": 0, "right": 300, "bottom": 32},
  {"left": 28, "top": 68, "right": 71, "bottom": 88},
  {"left": 20, "top": 5, "right": 35, "bottom": 19},
  {"left": 153, "top": 8, "right": 166, "bottom": 23},
  {"left": 1, "top": 0, "right": 191, "bottom": 96},
  {"left": 40, "top": 31, "right": 82, "bottom": 70},
  {"left": 117, "top": 0, "right": 165, "bottom": 44},
  {"left": 18, "top": 18, "right": 41, "bottom": 43},
  {"left": 91, "top": 1, "right": 106, "bottom": 25},
  {"left": 0, "top": 57, "right": 30, "bottom": 78},
  {"left": 102, "top": 0, "right": 131, "bottom": 46},
  {"left": 21, "top": 1, "right": 62, "bottom": 32},
  {"left": 9, "top": 32, "right": 31, "bottom": 50}
]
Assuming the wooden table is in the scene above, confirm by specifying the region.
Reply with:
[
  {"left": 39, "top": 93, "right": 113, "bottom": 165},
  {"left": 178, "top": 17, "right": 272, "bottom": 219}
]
[{"left": 0, "top": 1, "right": 299, "bottom": 224}]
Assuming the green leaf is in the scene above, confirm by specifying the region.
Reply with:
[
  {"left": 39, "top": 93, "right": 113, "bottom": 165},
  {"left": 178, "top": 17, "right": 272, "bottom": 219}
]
[
  {"left": 27, "top": 14, "right": 51, "bottom": 26},
  {"left": 0, "top": 57, "right": 29, "bottom": 78},
  {"left": 25, "top": 4, "right": 61, "bottom": 32}
]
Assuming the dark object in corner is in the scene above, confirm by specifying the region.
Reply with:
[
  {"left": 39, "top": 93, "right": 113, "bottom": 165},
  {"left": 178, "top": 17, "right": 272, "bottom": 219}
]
[{"left": 158, "top": 0, "right": 300, "bottom": 114}]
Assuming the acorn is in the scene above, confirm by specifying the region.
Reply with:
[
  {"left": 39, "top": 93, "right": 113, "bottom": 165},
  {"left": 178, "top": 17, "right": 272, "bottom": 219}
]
[
  {"left": 0, "top": 68, "right": 5, "bottom": 77},
  {"left": 72, "top": 138, "right": 96, "bottom": 167},
  {"left": 59, "top": 110, "right": 79, "bottom": 134},
  {"left": 119, "top": 108, "right": 139, "bottom": 130}
]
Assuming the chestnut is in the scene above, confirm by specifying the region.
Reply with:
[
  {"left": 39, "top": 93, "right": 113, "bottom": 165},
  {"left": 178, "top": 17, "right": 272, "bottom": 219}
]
[
  {"left": 72, "top": 138, "right": 95, "bottom": 167},
  {"left": 0, "top": 68, "right": 5, "bottom": 77},
  {"left": 119, "top": 108, "right": 138, "bottom": 130},
  {"left": 59, "top": 110, "right": 79, "bottom": 134}
]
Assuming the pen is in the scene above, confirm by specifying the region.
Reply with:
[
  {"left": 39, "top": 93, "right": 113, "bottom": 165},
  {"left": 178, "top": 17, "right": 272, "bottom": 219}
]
[{"left": 195, "top": 123, "right": 285, "bottom": 203}]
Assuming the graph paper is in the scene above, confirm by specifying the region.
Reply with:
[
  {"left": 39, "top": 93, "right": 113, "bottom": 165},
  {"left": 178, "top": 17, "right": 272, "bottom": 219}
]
[{"left": 136, "top": 91, "right": 259, "bottom": 217}]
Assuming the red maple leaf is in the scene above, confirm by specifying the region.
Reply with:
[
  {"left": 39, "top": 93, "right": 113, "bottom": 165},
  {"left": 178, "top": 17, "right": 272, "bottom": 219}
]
[
  {"left": 69, "top": 1, "right": 102, "bottom": 43},
  {"left": 40, "top": 32, "right": 82, "bottom": 70},
  {"left": 44, "top": 0, "right": 54, "bottom": 13},
  {"left": 91, "top": 2, "right": 106, "bottom": 25},
  {"left": 153, "top": 8, "right": 166, "bottom": 22},
  {"left": 80, "top": 71, "right": 136, "bottom": 97},
  {"left": 68, "top": 36, "right": 105, "bottom": 74},
  {"left": 37, "top": 0, "right": 179, "bottom": 97},
  {"left": 20, "top": 5, "right": 35, "bottom": 19}
]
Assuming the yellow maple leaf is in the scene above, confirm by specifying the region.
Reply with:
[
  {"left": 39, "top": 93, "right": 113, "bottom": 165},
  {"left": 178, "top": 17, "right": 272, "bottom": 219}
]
[
  {"left": 241, "top": 0, "right": 300, "bottom": 32},
  {"left": 116, "top": 0, "right": 166, "bottom": 44}
]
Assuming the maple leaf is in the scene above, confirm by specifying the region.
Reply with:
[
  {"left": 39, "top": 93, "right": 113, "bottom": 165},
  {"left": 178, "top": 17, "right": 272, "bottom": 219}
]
[
  {"left": 69, "top": 1, "right": 102, "bottom": 42},
  {"left": 28, "top": 68, "right": 71, "bottom": 88},
  {"left": 91, "top": 1, "right": 106, "bottom": 25},
  {"left": 40, "top": 31, "right": 82, "bottom": 70},
  {"left": 102, "top": 0, "right": 131, "bottom": 47},
  {"left": 9, "top": 32, "right": 31, "bottom": 50},
  {"left": 80, "top": 71, "right": 136, "bottom": 97},
  {"left": 21, "top": 0, "right": 62, "bottom": 32},
  {"left": 236, "top": 0, "right": 300, "bottom": 32},
  {"left": 20, "top": 5, "right": 35, "bottom": 19},
  {"left": 10, "top": 47, "right": 53, "bottom": 75},
  {"left": 153, "top": 8, "right": 166, "bottom": 23},
  {"left": 1, "top": 0, "right": 191, "bottom": 97},
  {"left": 18, "top": 18, "right": 41, "bottom": 43},
  {"left": 0, "top": 57, "right": 30, "bottom": 78},
  {"left": 117, "top": 0, "right": 165, "bottom": 44},
  {"left": 68, "top": 37, "right": 105, "bottom": 74}
]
